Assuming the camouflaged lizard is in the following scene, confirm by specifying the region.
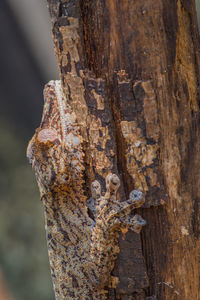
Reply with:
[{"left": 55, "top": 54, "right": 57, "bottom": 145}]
[{"left": 27, "top": 80, "right": 146, "bottom": 300}]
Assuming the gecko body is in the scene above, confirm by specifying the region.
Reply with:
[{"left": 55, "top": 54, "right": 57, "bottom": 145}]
[{"left": 27, "top": 80, "right": 146, "bottom": 299}]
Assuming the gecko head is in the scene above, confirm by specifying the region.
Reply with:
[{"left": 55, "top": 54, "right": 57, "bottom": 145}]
[
  {"left": 27, "top": 127, "right": 82, "bottom": 192},
  {"left": 27, "top": 128, "right": 60, "bottom": 162},
  {"left": 27, "top": 80, "right": 85, "bottom": 193}
]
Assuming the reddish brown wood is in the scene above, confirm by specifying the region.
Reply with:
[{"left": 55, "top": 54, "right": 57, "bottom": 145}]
[{"left": 47, "top": 0, "right": 200, "bottom": 299}]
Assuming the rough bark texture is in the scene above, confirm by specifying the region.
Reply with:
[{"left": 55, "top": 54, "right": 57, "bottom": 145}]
[{"left": 34, "top": 0, "right": 200, "bottom": 299}]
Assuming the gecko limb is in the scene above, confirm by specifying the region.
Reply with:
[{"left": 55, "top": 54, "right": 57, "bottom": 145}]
[{"left": 90, "top": 174, "right": 146, "bottom": 287}]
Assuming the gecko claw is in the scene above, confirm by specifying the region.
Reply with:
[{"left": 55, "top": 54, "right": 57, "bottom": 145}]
[
  {"left": 106, "top": 174, "right": 120, "bottom": 194},
  {"left": 91, "top": 180, "right": 102, "bottom": 200},
  {"left": 130, "top": 214, "right": 146, "bottom": 234}
]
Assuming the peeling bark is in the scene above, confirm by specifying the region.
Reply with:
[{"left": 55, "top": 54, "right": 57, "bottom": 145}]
[{"left": 28, "top": 0, "right": 200, "bottom": 299}]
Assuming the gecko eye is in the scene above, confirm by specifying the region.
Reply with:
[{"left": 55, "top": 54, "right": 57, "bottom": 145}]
[{"left": 37, "top": 128, "right": 59, "bottom": 145}]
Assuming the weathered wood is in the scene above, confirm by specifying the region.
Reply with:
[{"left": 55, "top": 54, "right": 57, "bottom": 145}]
[
  {"left": 47, "top": 0, "right": 148, "bottom": 298},
  {"left": 80, "top": 1, "right": 200, "bottom": 299},
  {"left": 45, "top": 0, "right": 200, "bottom": 299}
]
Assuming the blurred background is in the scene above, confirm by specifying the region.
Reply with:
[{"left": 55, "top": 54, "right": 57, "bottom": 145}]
[{"left": 0, "top": 0, "right": 58, "bottom": 299}]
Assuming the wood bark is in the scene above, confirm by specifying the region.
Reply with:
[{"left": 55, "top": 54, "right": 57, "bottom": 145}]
[{"left": 44, "top": 0, "right": 200, "bottom": 299}]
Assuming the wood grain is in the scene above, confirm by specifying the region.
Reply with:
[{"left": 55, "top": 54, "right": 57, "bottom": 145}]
[{"left": 46, "top": 0, "right": 200, "bottom": 299}]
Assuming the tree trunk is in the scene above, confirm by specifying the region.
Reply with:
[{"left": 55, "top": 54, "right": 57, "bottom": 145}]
[{"left": 28, "top": 1, "right": 200, "bottom": 299}]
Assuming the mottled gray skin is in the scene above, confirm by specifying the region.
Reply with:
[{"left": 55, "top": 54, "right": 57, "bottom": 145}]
[{"left": 27, "top": 80, "right": 146, "bottom": 300}]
